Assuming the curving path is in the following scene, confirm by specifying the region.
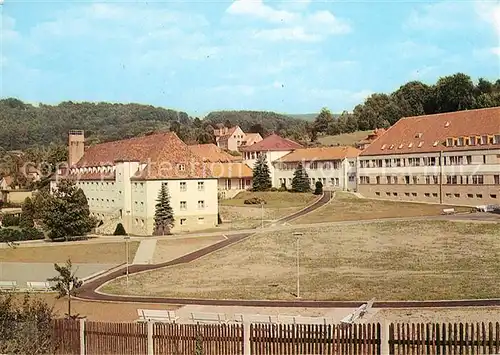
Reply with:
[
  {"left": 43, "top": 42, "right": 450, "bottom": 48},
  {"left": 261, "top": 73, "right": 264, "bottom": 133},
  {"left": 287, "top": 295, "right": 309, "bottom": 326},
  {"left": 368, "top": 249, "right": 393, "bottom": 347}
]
[{"left": 77, "top": 190, "right": 500, "bottom": 309}]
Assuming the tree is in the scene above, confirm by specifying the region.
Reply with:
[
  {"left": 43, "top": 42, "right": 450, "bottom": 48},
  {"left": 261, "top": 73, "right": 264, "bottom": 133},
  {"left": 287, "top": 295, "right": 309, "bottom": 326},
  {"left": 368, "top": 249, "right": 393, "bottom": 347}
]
[
  {"left": 313, "top": 107, "right": 334, "bottom": 133},
  {"left": 47, "top": 259, "right": 82, "bottom": 319},
  {"left": 249, "top": 123, "right": 265, "bottom": 137},
  {"left": 314, "top": 181, "right": 323, "bottom": 195},
  {"left": 19, "top": 196, "right": 35, "bottom": 228},
  {"left": 252, "top": 154, "right": 272, "bottom": 191},
  {"left": 37, "top": 179, "right": 96, "bottom": 241},
  {"left": 113, "top": 223, "right": 127, "bottom": 236},
  {"left": 291, "top": 163, "right": 310, "bottom": 193},
  {"left": 153, "top": 184, "right": 174, "bottom": 236},
  {"left": 434, "top": 73, "right": 476, "bottom": 113}
]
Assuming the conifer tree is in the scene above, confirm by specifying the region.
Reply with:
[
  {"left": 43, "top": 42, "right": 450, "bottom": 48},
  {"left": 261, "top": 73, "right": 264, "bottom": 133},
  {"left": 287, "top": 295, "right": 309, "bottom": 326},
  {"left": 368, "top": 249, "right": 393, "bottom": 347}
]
[
  {"left": 291, "top": 162, "right": 311, "bottom": 192},
  {"left": 153, "top": 184, "right": 174, "bottom": 236},
  {"left": 252, "top": 153, "right": 272, "bottom": 191},
  {"left": 19, "top": 197, "right": 35, "bottom": 228}
]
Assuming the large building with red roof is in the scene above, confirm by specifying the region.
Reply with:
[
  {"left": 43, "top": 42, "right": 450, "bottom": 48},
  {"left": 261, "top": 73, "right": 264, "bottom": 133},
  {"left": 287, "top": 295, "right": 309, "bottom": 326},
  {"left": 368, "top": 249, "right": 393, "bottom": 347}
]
[
  {"left": 357, "top": 107, "right": 500, "bottom": 206},
  {"left": 52, "top": 131, "right": 219, "bottom": 235}
]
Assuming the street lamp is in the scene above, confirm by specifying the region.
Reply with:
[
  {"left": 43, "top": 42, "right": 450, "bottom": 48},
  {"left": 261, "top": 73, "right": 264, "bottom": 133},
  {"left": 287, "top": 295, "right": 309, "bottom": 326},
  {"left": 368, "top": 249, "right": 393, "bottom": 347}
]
[
  {"left": 124, "top": 235, "right": 131, "bottom": 287},
  {"left": 293, "top": 232, "right": 303, "bottom": 298},
  {"left": 261, "top": 202, "right": 264, "bottom": 228}
]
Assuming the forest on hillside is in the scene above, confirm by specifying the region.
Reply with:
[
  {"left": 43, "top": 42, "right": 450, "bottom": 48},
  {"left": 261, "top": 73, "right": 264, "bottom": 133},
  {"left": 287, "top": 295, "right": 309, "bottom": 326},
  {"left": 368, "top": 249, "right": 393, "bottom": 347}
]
[{"left": 0, "top": 72, "right": 498, "bottom": 152}]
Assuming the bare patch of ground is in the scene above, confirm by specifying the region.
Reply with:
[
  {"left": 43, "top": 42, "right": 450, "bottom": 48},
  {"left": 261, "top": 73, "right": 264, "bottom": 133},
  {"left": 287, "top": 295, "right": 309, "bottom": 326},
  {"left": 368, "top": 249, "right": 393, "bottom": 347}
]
[
  {"left": 292, "top": 192, "right": 471, "bottom": 224},
  {"left": 102, "top": 220, "right": 500, "bottom": 301},
  {"left": 8, "top": 293, "right": 178, "bottom": 322},
  {"left": 153, "top": 236, "right": 226, "bottom": 263},
  {"left": 0, "top": 242, "right": 139, "bottom": 264},
  {"left": 367, "top": 307, "right": 500, "bottom": 323}
]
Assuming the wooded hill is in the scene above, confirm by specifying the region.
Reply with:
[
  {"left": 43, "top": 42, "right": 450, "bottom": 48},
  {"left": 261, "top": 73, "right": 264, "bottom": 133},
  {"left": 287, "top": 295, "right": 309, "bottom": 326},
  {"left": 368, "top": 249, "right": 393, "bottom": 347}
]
[{"left": 0, "top": 72, "right": 498, "bottom": 151}]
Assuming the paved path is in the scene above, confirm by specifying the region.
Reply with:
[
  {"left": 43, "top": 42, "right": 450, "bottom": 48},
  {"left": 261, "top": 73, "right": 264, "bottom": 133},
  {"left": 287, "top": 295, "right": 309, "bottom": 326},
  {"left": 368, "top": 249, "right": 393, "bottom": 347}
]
[
  {"left": 132, "top": 239, "right": 157, "bottom": 264},
  {"left": 0, "top": 262, "right": 117, "bottom": 289}
]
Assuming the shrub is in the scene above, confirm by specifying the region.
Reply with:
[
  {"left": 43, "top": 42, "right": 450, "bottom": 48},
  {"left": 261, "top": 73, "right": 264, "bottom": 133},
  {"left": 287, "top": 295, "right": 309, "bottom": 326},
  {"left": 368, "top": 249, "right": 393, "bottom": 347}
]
[
  {"left": 113, "top": 223, "right": 127, "bottom": 236},
  {"left": 244, "top": 197, "right": 267, "bottom": 205},
  {"left": 0, "top": 227, "right": 44, "bottom": 243},
  {"left": 314, "top": 181, "right": 323, "bottom": 195},
  {"left": 269, "top": 187, "right": 278, "bottom": 192},
  {"left": 1, "top": 214, "right": 20, "bottom": 227}
]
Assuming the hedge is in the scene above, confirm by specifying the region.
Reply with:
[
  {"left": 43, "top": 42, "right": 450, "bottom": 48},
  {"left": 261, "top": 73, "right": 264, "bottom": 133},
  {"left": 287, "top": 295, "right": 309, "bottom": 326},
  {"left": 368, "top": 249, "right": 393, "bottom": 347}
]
[{"left": 0, "top": 227, "right": 45, "bottom": 243}]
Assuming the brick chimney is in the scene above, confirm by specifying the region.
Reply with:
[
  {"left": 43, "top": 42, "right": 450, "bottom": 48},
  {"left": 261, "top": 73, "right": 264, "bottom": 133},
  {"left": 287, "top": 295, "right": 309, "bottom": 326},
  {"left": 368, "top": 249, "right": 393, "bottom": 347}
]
[{"left": 68, "top": 130, "right": 85, "bottom": 167}]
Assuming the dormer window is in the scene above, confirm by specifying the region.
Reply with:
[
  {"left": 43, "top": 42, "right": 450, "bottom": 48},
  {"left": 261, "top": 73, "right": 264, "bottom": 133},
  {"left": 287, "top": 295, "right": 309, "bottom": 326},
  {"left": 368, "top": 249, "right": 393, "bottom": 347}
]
[
  {"left": 480, "top": 136, "right": 487, "bottom": 145},
  {"left": 470, "top": 136, "right": 476, "bottom": 145},
  {"left": 457, "top": 137, "right": 464, "bottom": 146},
  {"left": 418, "top": 142, "right": 424, "bottom": 148},
  {"left": 389, "top": 144, "right": 395, "bottom": 150},
  {"left": 381, "top": 144, "right": 387, "bottom": 150},
  {"left": 494, "top": 135, "right": 500, "bottom": 144},
  {"left": 446, "top": 138, "right": 453, "bottom": 146},
  {"left": 415, "top": 133, "right": 423, "bottom": 138},
  {"left": 398, "top": 144, "right": 404, "bottom": 149},
  {"left": 433, "top": 141, "right": 439, "bottom": 147},
  {"left": 444, "top": 121, "right": 450, "bottom": 128},
  {"left": 408, "top": 143, "right": 413, "bottom": 148}
]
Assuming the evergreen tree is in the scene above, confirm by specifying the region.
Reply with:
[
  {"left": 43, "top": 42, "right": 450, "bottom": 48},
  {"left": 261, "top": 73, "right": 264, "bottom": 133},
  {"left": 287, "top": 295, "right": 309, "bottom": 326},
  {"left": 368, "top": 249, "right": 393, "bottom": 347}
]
[
  {"left": 153, "top": 184, "right": 174, "bottom": 236},
  {"left": 291, "top": 162, "right": 311, "bottom": 193},
  {"left": 314, "top": 181, "right": 323, "bottom": 195},
  {"left": 19, "top": 197, "right": 35, "bottom": 228},
  {"left": 38, "top": 179, "right": 96, "bottom": 241},
  {"left": 113, "top": 223, "right": 127, "bottom": 236},
  {"left": 252, "top": 154, "right": 272, "bottom": 191}
]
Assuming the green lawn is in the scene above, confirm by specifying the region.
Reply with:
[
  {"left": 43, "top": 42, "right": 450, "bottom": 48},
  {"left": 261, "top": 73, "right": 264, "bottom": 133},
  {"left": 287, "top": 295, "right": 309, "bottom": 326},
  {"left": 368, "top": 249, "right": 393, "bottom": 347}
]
[
  {"left": 220, "top": 191, "right": 317, "bottom": 208},
  {"left": 318, "top": 130, "right": 371, "bottom": 147},
  {"left": 101, "top": 220, "right": 500, "bottom": 301}
]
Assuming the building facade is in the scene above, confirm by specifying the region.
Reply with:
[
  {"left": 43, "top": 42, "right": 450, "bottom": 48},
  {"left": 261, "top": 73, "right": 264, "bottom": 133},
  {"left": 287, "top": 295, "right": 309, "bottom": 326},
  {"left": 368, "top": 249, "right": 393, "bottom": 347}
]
[
  {"left": 51, "top": 131, "right": 219, "bottom": 235},
  {"left": 273, "top": 146, "right": 360, "bottom": 190},
  {"left": 357, "top": 107, "right": 500, "bottom": 206},
  {"left": 214, "top": 126, "right": 263, "bottom": 152},
  {"left": 241, "top": 134, "right": 304, "bottom": 187}
]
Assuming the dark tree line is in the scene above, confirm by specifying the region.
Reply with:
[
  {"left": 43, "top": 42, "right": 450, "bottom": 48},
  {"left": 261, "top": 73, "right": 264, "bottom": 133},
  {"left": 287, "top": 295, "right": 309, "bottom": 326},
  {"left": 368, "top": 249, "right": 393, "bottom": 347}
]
[{"left": 312, "top": 73, "right": 500, "bottom": 138}]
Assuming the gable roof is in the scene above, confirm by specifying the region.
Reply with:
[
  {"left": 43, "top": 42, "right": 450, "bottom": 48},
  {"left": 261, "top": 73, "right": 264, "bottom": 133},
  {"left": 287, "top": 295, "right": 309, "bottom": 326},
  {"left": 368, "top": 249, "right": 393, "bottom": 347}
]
[
  {"left": 188, "top": 144, "right": 240, "bottom": 163},
  {"left": 73, "top": 132, "right": 213, "bottom": 179},
  {"left": 210, "top": 162, "right": 253, "bottom": 178},
  {"left": 361, "top": 107, "right": 500, "bottom": 156},
  {"left": 276, "top": 146, "right": 361, "bottom": 162},
  {"left": 242, "top": 133, "right": 262, "bottom": 146},
  {"left": 240, "top": 134, "right": 303, "bottom": 152}
]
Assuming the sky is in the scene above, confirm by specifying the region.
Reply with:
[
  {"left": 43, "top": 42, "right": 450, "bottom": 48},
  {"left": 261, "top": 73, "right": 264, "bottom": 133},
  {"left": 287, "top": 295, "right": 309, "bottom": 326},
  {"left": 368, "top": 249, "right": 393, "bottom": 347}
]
[{"left": 1, "top": 0, "right": 499, "bottom": 117}]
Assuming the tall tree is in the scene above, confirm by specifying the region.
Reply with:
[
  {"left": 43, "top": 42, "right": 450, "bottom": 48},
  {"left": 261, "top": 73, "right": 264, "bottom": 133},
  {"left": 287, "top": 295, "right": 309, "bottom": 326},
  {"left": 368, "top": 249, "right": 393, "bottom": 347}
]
[
  {"left": 313, "top": 107, "right": 334, "bottom": 133},
  {"left": 434, "top": 73, "right": 476, "bottom": 112},
  {"left": 47, "top": 259, "right": 82, "bottom": 319},
  {"left": 252, "top": 154, "right": 272, "bottom": 191},
  {"left": 19, "top": 197, "right": 35, "bottom": 228},
  {"left": 153, "top": 184, "right": 174, "bottom": 235},
  {"left": 291, "top": 163, "right": 310, "bottom": 193},
  {"left": 37, "top": 179, "right": 96, "bottom": 241}
]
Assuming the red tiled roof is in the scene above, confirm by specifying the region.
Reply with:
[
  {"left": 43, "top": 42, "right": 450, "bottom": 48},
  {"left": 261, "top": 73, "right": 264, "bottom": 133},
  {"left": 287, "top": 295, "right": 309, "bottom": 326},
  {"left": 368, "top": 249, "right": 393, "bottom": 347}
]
[
  {"left": 361, "top": 107, "right": 500, "bottom": 156},
  {"left": 210, "top": 162, "right": 253, "bottom": 178},
  {"left": 75, "top": 132, "right": 213, "bottom": 179},
  {"left": 276, "top": 146, "right": 361, "bottom": 162},
  {"left": 188, "top": 144, "right": 240, "bottom": 162},
  {"left": 239, "top": 134, "right": 303, "bottom": 152}
]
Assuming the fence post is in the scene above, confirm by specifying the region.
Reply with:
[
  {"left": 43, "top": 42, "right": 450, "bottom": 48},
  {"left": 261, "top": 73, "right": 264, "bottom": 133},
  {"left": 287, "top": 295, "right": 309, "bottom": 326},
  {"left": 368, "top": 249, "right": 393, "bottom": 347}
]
[
  {"left": 243, "top": 322, "right": 251, "bottom": 355},
  {"left": 147, "top": 321, "right": 154, "bottom": 355},
  {"left": 79, "top": 318, "right": 86, "bottom": 355},
  {"left": 381, "top": 321, "right": 390, "bottom": 355}
]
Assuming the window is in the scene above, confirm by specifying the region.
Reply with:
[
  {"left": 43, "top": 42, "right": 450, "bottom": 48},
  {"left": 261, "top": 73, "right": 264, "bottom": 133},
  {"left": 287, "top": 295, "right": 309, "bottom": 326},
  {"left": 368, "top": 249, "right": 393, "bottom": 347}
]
[
  {"left": 412, "top": 192, "right": 417, "bottom": 197},
  {"left": 483, "top": 155, "right": 487, "bottom": 164},
  {"left": 432, "top": 193, "right": 438, "bottom": 197},
  {"left": 198, "top": 200, "right": 205, "bottom": 209},
  {"left": 393, "top": 192, "right": 398, "bottom": 196},
  {"left": 466, "top": 156, "right": 472, "bottom": 165},
  {"left": 180, "top": 181, "right": 187, "bottom": 191},
  {"left": 360, "top": 176, "right": 370, "bottom": 184},
  {"left": 433, "top": 176, "right": 439, "bottom": 184},
  {"left": 386, "top": 176, "right": 392, "bottom": 184},
  {"left": 198, "top": 181, "right": 204, "bottom": 191},
  {"left": 310, "top": 162, "right": 318, "bottom": 169},
  {"left": 385, "top": 159, "right": 392, "bottom": 167},
  {"left": 477, "top": 194, "right": 483, "bottom": 198},
  {"left": 425, "top": 176, "right": 431, "bottom": 184},
  {"left": 412, "top": 176, "right": 418, "bottom": 184},
  {"left": 446, "top": 138, "right": 453, "bottom": 146},
  {"left": 348, "top": 175, "right": 355, "bottom": 182},
  {"left": 491, "top": 194, "right": 497, "bottom": 199},
  {"left": 180, "top": 201, "right": 187, "bottom": 210},
  {"left": 467, "top": 194, "right": 473, "bottom": 198},
  {"left": 454, "top": 193, "right": 460, "bottom": 198},
  {"left": 198, "top": 217, "right": 205, "bottom": 224},
  {"left": 494, "top": 175, "right": 500, "bottom": 185},
  {"left": 457, "top": 137, "right": 464, "bottom": 146},
  {"left": 376, "top": 176, "right": 381, "bottom": 184},
  {"left": 424, "top": 193, "right": 430, "bottom": 197},
  {"left": 405, "top": 176, "right": 410, "bottom": 184},
  {"left": 375, "top": 192, "right": 380, "bottom": 196},
  {"left": 395, "top": 159, "right": 402, "bottom": 167},
  {"left": 323, "top": 162, "right": 331, "bottom": 169},
  {"left": 393, "top": 176, "right": 398, "bottom": 184},
  {"left": 470, "top": 136, "right": 476, "bottom": 145},
  {"left": 386, "top": 192, "right": 391, "bottom": 196},
  {"left": 178, "top": 164, "right": 186, "bottom": 171},
  {"left": 376, "top": 160, "right": 383, "bottom": 168},
  {"left": 405, "top": 192, "right": 410, "bottom": 197},
  {"left": 472, "top": 175, "right": 484, "bottom": 184},
  {"left": 349, "top": 161, "right": 355, "bottom": 168},
  {"left": 180, "top": 218, "right": 187, "bottom": 225}
]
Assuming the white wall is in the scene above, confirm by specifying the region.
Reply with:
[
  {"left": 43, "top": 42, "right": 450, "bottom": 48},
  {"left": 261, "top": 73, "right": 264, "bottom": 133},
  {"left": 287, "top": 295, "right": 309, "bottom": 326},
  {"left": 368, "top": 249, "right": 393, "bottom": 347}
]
[{"left": 244, "top": 150, "right": 293, "bottom": 188}]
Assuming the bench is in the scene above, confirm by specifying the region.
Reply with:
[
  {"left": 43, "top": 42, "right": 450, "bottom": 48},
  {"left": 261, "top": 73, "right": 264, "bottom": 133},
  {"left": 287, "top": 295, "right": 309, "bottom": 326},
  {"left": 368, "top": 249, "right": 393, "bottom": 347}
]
[
  {"left": 340, "top": 298, "right": 375, "bottom": 324},
  {"left": 0, "top": 281, "right": 17, "bottom": 291},
  {"left": 191, "top": 312, "right": 228, "bottom": 324},
  {"left": 27, "top": 281, "right": 51, "bottom": 292},
  {"left": 136, "top": 309, "right": 178, "bottom": 323},
  {"left": 442, "top": 208, "right": 456, "bottom": 215},
  {"left": 234, "top": 314, "right": 278, "bottom": 324}
]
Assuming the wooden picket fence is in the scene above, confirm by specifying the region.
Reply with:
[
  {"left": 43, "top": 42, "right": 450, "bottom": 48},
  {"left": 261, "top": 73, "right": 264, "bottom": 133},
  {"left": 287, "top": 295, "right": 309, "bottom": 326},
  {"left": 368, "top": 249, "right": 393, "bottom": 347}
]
[
  {"left": 389, "top": 322, "right": 500, "bottom": 355},
  {"left": 50, "top": 319, "right": 500, "bottom": 355},
  {"left": 251, "top": 323, "right": 381, "bottom": 354}
]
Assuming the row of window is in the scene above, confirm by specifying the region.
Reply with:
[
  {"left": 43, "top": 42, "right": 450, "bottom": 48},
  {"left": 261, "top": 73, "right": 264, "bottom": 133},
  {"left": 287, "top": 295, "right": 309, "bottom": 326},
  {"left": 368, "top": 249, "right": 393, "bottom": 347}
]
[
  {"left": 374, "top": 191, "right": 497, "bottom": 199},
  {"left": 445, "top": 134, "right": 500, "bottom": 147},
  {"left": 360, "top": 155, "right": 491, "bottom": 168},
  {"left": 360, "top": 174, "right": 500, "bottom": 185},
  {"left": 180, "top": 200, "right": 205, "bottom": 210},
  {"left": 162, "top": 181, "right": 205, "bottom": 192},
  {"left": 277, "top": 161, "right": 351, "bottom": 170},
  {"left": 278, "top": 176, "right": 356, "bottom": 187}
]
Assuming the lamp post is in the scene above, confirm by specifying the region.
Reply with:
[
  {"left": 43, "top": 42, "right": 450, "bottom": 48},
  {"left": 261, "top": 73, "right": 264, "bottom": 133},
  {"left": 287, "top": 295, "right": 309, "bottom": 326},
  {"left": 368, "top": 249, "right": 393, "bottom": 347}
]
[
  {"left": 293, "top": 232, "right": 303, "bottom": 298},
  {"left": 124, "top": 235, "right": 130, "bottom": 287},
  {"left": 261, "top": 202, "right": 264, "bottom": 228}
]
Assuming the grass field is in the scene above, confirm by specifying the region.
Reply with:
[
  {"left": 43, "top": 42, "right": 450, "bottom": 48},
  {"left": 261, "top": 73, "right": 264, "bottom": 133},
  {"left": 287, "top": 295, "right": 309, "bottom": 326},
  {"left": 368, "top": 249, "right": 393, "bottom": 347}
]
[
  {"left": 291, "top": 192, "right": 471, "bottom": 224},
  {"left": 0, "top": 241, "right": 139, "bottom": 264},
  {"left": 221, "top": 191, "right": 317, "bottom": 208},
  {"left": 153, "top": 236, "right": 226, "bottom": 263},
  {"left": 102, "top": 220, "right": 500, "bottom": 301},
  {"left": 318, "top": 130, "right": 371, "bottom": 147}
]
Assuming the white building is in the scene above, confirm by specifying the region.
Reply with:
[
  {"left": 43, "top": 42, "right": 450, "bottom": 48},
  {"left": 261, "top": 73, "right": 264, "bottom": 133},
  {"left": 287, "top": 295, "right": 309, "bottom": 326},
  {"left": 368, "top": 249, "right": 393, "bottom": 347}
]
[
  {"left": 273, "top": 146, "right": 360, "bottom": 190},
  {"left": 241, "top": 134, "right": 303, "bottom": 187},
  {"left": 51, "top": 131, "right": 218, "bottom": 235}
]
